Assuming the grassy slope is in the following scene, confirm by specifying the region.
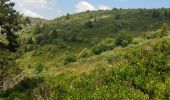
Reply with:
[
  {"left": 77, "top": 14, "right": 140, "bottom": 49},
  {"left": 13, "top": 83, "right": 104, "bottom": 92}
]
[
  {"left": 2, "top": 8, "right": 170, "bottom": 98},
  {"left": 18, "top": 9, "right": 170, "bottom": 70},
  {"left": 2, "top": 31, "right": 170, "bottom": 99}
]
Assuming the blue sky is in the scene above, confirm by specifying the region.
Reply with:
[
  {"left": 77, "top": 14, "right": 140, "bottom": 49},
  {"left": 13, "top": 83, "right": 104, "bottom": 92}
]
[{"left": 11, "top": 0, "right": 170, "bottom": 20}]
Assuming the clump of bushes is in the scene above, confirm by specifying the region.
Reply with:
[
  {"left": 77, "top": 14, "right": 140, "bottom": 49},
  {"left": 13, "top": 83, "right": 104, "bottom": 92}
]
[
  {"left": 79, "top": 48, "right": 92, "bottom": 58},
  {"left": 145, "top": 23, "right": 169, "bottom": 39},
  {"left": 115, "top": 14, "right": 121, "bottom": 20},
  {"left": 3, "top": 38, "right": 170, "bottom": 99},
  {"left": 32, "top": 34, "right": 44, "bottom": 45},
  {"left": 85, "top": 20, "right": 95, "bottom": 28},
  {"left": 161, "top": 23, "right": 169, "bottom": 36},
  {"left": 92, "top": 38, "right": 115, "bottom": 55},
  {"left": 63, "top": 33, "right": 83, "bottom": 42},
  {"left": 63, "top": 55, "right": 77, "bottom": 65},
  {"left": 145, "top": 30, "right": 162, "bottom": 39},
  {"left": 115, "top": 31, "right": 133, "bottom": 47},
  {"left": 49, "top": 30, "right": 58, "bottom": 39},
  {"left": 92, "top": 43, "right": 107, "bottom": 55},
  {"left": 26, "top": 44, "right": 35, "bottom": 51},
  {"left": 34, "top": 63, "right": 46, "bottom": 74}
]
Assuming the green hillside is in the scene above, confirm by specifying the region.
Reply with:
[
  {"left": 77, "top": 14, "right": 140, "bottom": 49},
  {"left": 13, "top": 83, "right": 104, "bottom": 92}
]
[
  {"left": 17, "top": 9, "right": 170, "bottom": 69},
  {"left": 1, "top": 7, "right": 170, "bottom": 99}
]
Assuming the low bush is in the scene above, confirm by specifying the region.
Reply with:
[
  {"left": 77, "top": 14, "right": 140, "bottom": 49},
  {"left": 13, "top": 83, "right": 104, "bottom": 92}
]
[
  {"left": 32, "top": 34, "right": 44, "bottom": 45},
  {"left": 26, "top": 44, "right": 35, "bottom": 51},
  {"left": 145, "top": 23, "right": 169, "bottom": 39},
  {"left": 92, "top": 43, "right": 107, "bottom": 55},
  {"left": 34, "top": 63, "right": 46, "bottom": 74},
  {"left": 92, "top": 38, "right": 115, "bottom": 55},
  {"left": 63, "top": 55, "right": 77, "bottom": 65},
  {"left": 115, "top": 31, "right": 133, "bottom": 47},
  {"left": 63, "top": 33, "right": 83, "bottom": 42},
  {"left": 79, "top": 48, "right": 92, "bottom": 58},
  {"left": 85, "top": 20, "right": 95, "bottom": 28}
]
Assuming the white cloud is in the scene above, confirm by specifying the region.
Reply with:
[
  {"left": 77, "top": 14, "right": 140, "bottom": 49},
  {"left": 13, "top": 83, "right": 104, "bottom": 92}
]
[
  {"left": 11, "top": 0, "right": 49, "bottom": 18},
  {"left": 23, "top": 10, "right": 44, "bottom": 18},
  {"left": 12, "top": 0, "right": 48, "bottom": 9},
  {"left": 12, "top": 0, "right": 47, "bottom": 5},
  {"left": 75, "top": 1, "right": 111, "bottom": 12},
  {"left": 76, "top": 1, "right": 96, "bottom": 12},
  {"left": 98, "top": 5, "right": 111, "bottom": 10}
]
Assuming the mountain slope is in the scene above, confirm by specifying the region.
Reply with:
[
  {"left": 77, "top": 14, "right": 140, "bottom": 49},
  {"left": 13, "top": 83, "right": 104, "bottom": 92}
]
[
  {"left": 1, "top": 8, "right": 170, "bottom": 99},
  {"left": 17, "top": 9, "right": 170, "bottom": 69}
]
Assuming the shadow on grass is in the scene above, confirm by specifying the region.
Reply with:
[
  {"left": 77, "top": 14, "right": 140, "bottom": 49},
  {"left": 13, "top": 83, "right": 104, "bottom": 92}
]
[{"left": 0, "top": 77, "right": 43, "bottom": 99}]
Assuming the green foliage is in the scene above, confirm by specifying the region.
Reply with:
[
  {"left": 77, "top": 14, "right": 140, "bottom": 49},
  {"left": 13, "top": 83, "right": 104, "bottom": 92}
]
[
  {"left": 92, "top": 38, "right": 115, "bottom": 55},
  {"left": 0, "top": 50, "right": 21, "bottom": 91},
  {"left": 63, "top": 32, "right": 83, "bottom": 42},
  {"left": 115, "top": 31, "right": 133, "bottom": 47},
  {"left": 3, "top": 33, "right": 170, "bottom": 100},
  {"left": 0, "top": 77, "right": 43, "bottom": 100},
  {"left": 0, "top": 0, "right": 25, "bottom": 91},
  {"left": 152, "top": 10, "right": 161, "bottom": 18},
  {"left": 25, "top": 17, "right": 31, "bottom": 24},
  {"left": 63, "top": 55, "right": 77, "bottom": 65},
  {"left": 66, "top": 13, "right": 71, "bottom": 19},
  {"left": 164, "top": 10, "right": 170, "bottom": 18},
  {"left": 92, "top": 43, "right": 106, "bottom": 55},
  {"left": 161, "top": 23, "right": 169, "bottom": 35},
  {"left": 32, "top": 34, "right": 44, "bottom": 45},
  {"left": 26, "top": 44, "right": 35, "bottom": 51},
  {"left": 34, "top": 64, "right": 46, "bottom": 74},
  {"left": 33, "top": 23, "right": 42, "bottom": 34},
  {"left": 146, "top": 23, "right": 169, "bottom": 39},
  {"left": 115, "top": 40, "right": 170, "bottom": 99},
  {"left": 145, "top": 30, "right": 162, "bottom": 39},
  {"left": 115, "top": 14, "right": 121, "bottom": 20},
  {"left": 0, "top": 0, "right": 26, "bottom": 51},
  {"left": 85, "top": 20, "right": 95, "bottom": 28},
  {"left": 49, "top": 30, "right": 58, "bottom": 39},
  {"left": 3, "top": 8, "right": 170, "bottom": 99},
  {"left": 79, "top": 48, "right": 92, "bottom": 58}
]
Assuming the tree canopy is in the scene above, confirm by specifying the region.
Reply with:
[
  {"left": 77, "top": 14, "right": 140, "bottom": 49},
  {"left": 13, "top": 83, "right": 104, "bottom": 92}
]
[{"left": 0, "top": 0, "right": 26, "bottom": 52}]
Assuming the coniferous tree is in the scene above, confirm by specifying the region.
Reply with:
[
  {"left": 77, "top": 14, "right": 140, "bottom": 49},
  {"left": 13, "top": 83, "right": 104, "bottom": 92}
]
[
  {"left": 152, "top": 10, "right": 160, "bottom": 18},
  {"left": 0, "top": 0, "right": 24, "bottom": 52},
  {"left": 164, "top": 10, "right": 168, "bottom": 18},
  {"left": 0, "top": 0, "right": 26, "bottom": 92}
]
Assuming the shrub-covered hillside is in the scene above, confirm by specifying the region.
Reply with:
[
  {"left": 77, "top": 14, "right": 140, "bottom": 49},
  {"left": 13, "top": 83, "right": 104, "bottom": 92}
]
[
  {"left": 17, "top": 8, "right": 170, "bottom": 68},
  {"left": 1, "top": 23, "right": 170, "bottom": 99},
  {"left": 1, "top": 6, "right": 170, "bottom": 99}
]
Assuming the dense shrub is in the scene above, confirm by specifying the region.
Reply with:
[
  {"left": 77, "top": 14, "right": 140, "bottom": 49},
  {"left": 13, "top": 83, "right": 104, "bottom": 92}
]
[
  {"left": 115, "top": 14, "right": 121, "bottom": 20},
  {"left": 145, "top": 23, "right": 169, "bottom": 39},
  {"left": 0, "top": 77, "right": 43, "bottom": 100},
  {"left": 145, "top": 30, "right": 162, "bottom": 39},
  {"left": 66, "top": 13, "right": 71, "bottom": 19},
  {"left": 152, "top": 10, "right": 161, "bottom": 18},
  {"left": 63, "top": 55, "right": 77, "bottom": 65},
  {"left": 49, "top": 30, "right": 58, "bottom": 39},
  {"left": 85, "top": 20, "right": 95, "bottom": 28},
  {"left": 26, "top": 44, "right": 34, "bottom": 51},
  {"left": 63, "top": 33, "right": 83, "bottom": 42},
  {"left": 33, "top": 23, "right": 42, "bottom": 34},
  {"left": 113, "top": 22, "right": 122, "bottom": 32},
  {"left": 79, "top": 48, "right": 92, "bottom": 58},
  {"left": 161, "top": 23, "right": 169, "bottom": 36},
  {"left": 34, "top": 63, "right": 46, "bottom": 74},
  {"left": 92, "top": 43, "right": 107, "bottom": 55},
  {"left": 92, "top": 38, "right": 115, "bottom": 55},
  {"left": 25, "top": 36, "right": 33, "bottom": 44},
  {"left": 2, "top": 39, "right": 170, "bottom": 99},
  {"left": 115, "top": 32, "right": 133, "bottom": 47},
  {"left": 32, "top": 34, "right": 44, "bottom": 45}
]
